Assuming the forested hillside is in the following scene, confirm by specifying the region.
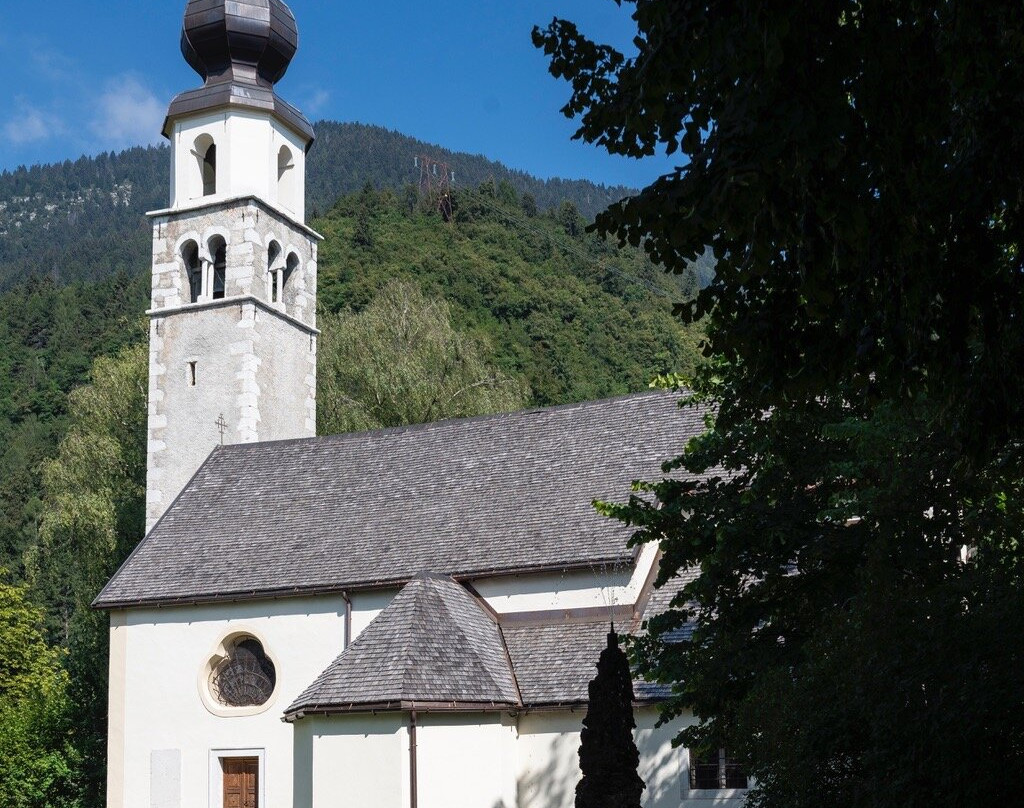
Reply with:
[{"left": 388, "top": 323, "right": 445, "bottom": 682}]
[
  {"left": 319, "top": 182, "right": 704, "bottom": 404},
  {"left": 0, "top": 121, "right": 639, "bottom": 292}
]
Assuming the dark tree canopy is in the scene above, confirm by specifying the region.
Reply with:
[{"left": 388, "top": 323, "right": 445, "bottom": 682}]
[
  {"left": 576, "top": 630, "right": 645, "bottom": 808},
  {"left": 538, "top": 3, "right": 1024, "bottom": 807},
  {"left": 535, "top": 1, "right": 1024, "bottom": 461}
]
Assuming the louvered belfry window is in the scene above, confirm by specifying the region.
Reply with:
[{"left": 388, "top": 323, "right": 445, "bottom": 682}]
[{"left": 210, "top": 637, "right": 277, "bottom": 707}]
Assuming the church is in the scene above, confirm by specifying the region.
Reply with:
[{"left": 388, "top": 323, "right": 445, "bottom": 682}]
[{"left": 94, "top": 2, "right": 746, "bottom": 807}]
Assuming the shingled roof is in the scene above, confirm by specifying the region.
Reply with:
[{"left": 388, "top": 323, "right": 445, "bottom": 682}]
[
  {"left": 287, "top": 575, "right": 521, "bottom": 714},
  {"left": 501, "top": 566, "right": 700, "bottom": 707},
  {"left": 95, "top": 391, "right": 709, "bottom": 609},
  {"left": 286, "top": 567, "right": 700, "bottom": 718}
]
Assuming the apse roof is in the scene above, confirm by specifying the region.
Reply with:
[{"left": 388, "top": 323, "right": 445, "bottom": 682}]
[
  {"left": 287, "top": 574, "right": 522, "bottom": 714},
  {"left": 95, "top": 391, "right": 711, "bottom": 610}
]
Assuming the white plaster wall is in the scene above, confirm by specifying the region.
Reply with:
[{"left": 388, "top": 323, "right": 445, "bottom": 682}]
[
  {"left": 115, "top": 596, "right": 347, "bottom": 808},
  {"left": 516, "top": 708, "right": 690, "bottom": 808},
  {"left": 170, "top": 112, "right": 226, "bottom": 208},
  {"left": 416, "top": 713, "right": 518, "bottom": 808},
  {"left": 171, "top": 112, "right": 308, "bottom": 219},
  {"left": 472, "top": 543, "right": 658, "bottom": 614},
  {"left": 349, "top": 589, "right": 398, "bottom": 639},
  {"left": 302, "top": 714, "right": 407, "bottom": 808}
]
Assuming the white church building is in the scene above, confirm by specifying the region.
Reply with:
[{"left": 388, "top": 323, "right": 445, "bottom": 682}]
[{"left": 95, "top": 2, "right": 748, "bottom": 807}]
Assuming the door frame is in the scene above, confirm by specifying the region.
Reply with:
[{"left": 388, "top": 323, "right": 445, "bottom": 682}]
[{"left": 209, "top": 748, "right": 266, "bottom": 808}]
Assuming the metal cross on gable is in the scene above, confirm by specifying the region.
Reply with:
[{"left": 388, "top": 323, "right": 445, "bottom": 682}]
[{"left": 215, "top": 413, "right": 228, "bottom": 444}]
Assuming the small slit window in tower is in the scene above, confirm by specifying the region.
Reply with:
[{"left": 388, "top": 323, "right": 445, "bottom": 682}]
[
  {"left": 187, "top": 361, "right": 197, "bottom": 387},
  {"left": 210, "top": 237, "right": 227, "bottom": 300},
  {"left": 182, "top": 241, "right": 201, "bottom": 303}
]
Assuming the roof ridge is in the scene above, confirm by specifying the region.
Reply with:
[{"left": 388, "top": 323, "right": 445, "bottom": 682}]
[
  {"left": 208, "top": 388, "right": 691, "bottom": 454},
  {"left": 435, "top": 578, "right": 513, "bottom": 701},
  {"left": 396, "top": 578, "right": 426, "bottom": 699}
]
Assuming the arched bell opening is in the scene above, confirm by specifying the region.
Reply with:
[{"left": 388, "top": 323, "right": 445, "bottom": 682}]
[
  {"left": 208, "top": 235, "right": 227, "bottom": 300},
  {"left": 181, "top": 240, "right": 202, "bottom": 303}
]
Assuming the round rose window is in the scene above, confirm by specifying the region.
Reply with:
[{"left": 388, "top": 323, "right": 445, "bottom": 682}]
[{"left": 210, "top": 637, "right": 277, "bottom": 707}]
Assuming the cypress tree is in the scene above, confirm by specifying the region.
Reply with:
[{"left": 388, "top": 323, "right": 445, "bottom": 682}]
[{"left": 575, "top": 629, "right": 646, "bottom": 808}]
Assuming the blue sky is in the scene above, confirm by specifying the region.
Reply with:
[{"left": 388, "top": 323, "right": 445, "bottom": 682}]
[{"left": 0, "top": 0, "right": 679, "bottom": 189}]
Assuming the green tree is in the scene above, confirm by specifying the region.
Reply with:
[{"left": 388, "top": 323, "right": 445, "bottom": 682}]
[
  {"left": 576, "top": 630, "right": 645, "bottom": 808},
  {"left": 537, "top": 3, "right": 1024, "bottom": 806},
  {"left": 27, "top": 342, "right": 148, "bottom": 808},
  {"left": 317, "top": 280, "right": 529, "bottom": 434},
  {"left": 0, "top": 575, "right": 80, "bottom": 808}
]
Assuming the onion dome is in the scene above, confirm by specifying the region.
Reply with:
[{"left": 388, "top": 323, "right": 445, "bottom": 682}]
[
  {"left": 165, "top": 0, "right": 313, "bottom": 146},
  {"left": 181, "top": 0, "right": 298, "bottom": 87}
]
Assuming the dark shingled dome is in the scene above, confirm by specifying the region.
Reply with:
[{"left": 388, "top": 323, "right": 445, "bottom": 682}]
[
  {"left": 181, "top": 0, "right": 299, "bottom": 88},
  {"left": 165, "top": 0, "right": 313, "bottom": 144}
]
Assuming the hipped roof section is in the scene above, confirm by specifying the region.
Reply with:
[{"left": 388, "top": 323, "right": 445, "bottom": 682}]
[
  {"left": 285, "top": 566, "right": 701, "bottom": 718},
  {"left": 286, "top": 574, "right": 521, "bottom": 715}
]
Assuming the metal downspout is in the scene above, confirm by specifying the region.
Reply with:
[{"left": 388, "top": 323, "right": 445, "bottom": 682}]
[
  {"left": 341, "top": 590, "right": 351, "bottom": 649},
  {"left": 409, "top": 710, "right": 419, "bottom": 808}
]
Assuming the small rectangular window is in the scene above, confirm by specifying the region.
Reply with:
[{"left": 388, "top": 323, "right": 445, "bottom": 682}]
[
  {"left": 689, "top": 748, "right": 748, "bottom": 791},
  {"left": 188, "top": 362, "right": 197, "bottom": 387}
]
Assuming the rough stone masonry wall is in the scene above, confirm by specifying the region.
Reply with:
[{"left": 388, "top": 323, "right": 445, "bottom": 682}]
[{"left": 146, "top": 197, "right": 319, "bottom": 531}]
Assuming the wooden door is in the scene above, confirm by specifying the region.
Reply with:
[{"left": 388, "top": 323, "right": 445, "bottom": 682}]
[{"left": 222, "top": 757, "right": 259, "bottom": 808}]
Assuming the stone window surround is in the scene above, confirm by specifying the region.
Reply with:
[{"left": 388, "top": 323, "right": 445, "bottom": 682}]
[{"left": 198, "top": 627, "right": 281, "bottom": 719}]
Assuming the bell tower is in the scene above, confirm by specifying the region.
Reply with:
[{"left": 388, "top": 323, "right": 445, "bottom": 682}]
[{"left": 145, "top": 0, "right": 320, "bottom": 531}]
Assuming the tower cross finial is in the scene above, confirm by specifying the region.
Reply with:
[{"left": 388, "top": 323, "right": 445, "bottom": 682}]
[{"left": 215, "top": 413, "right": 228, "bottom": 444}]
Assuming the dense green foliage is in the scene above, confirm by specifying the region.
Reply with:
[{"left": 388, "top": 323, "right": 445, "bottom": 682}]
[
  {"left": 317, "top": 183, "right": 705, "bottom": 407},
  {"left": 0, "top": 274, "right": 148, "bottom": 579},
  {"left": 319, "top": 280, "right": 528, "bottom": 434},
  {"left": 576, "top": 630, "right": 644, "bottom": 808},
  {"left": 25, "top": 343, "right": 148, "bottom": 808},
  {"left": 0, "top": 122, "right": 639, "bottom": 292},
  {"left": 0, "top": 576, "right": 79, "bottom": 808},
  {"left": 305, "top": 122, "right": 636, "bottom": 220},
  {"left": 537, "top": 2, "right": 1024, "bottom": 806},
  {"left": 0, "top": 148, "right": 165, "bottom": 293}
]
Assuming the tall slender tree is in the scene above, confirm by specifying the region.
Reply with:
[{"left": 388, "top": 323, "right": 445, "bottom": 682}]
[{"left": 576, "top": 629, "right": 645, "bottom": 808}]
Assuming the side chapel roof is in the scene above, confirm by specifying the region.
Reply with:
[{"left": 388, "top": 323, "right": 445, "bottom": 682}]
[
  {"left": 95, "top": 391, "right": 711, "bottom": 609},
  {"left": 287, "top": 574, "right": 522, "bottom": 713},
  {"left": 285, "top": 566, "right": 701, "bottom": 717}
]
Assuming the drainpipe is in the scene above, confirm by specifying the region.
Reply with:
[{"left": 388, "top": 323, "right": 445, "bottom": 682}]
[
  {"left": 409, "top": 710, "right": 419, "bottom": 808},
  {"left": 341, "top": 591, "right": 351, "bottom": 649}
]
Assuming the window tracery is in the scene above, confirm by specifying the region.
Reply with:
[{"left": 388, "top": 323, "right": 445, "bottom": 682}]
[{"left": 209, "top": 636, "right": 277, "bottom": 708}]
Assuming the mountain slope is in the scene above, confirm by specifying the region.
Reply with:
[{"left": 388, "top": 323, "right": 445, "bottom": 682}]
[
  {"left": 317, "top": 184, "right": 703, "bottom": 406},
  {"left": 0, "top": 122, "right": 638, "bottom": 293}
]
